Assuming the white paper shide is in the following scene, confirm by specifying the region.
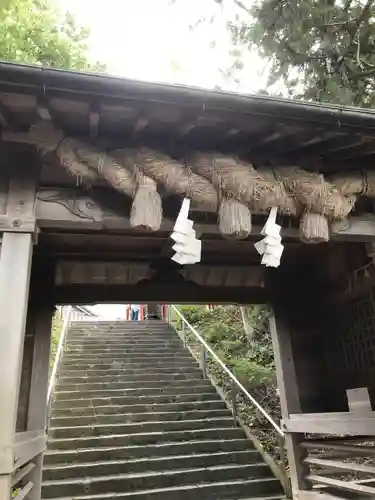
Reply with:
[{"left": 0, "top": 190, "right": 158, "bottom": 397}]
[
  {"left": 254, "top": 207, "right": 284, "bottom": 268},
  {"left": 171, "top": 198, "right": 202, "bottom": 265}
]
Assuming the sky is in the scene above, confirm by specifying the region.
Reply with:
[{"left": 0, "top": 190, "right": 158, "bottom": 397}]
[
  {"left": 58, "top": 0, "right": 268, "bottom": 93},
  {"left": 57, "top": 0, "right": 266, "bottom": 319}
]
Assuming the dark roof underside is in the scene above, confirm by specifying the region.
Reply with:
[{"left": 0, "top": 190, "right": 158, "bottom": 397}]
[{"left": 2, "top": 62, "right": 375, "bottom": 173}]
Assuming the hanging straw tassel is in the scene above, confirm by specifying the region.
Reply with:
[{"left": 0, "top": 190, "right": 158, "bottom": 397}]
[
  {"left": 219, "top": 197, "right": 252, "bottom": 240},
  {"left": 130, "top": 174, "right": 163, "bottom": 231},
  {"left": 299, "top": 212, "right": 329, "bottom": 244}
]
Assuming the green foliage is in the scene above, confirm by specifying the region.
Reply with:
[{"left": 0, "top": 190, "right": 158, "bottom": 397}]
[
  {"left": 0, "top": 0, "right": 104, "bottom": 71},
  {"left": 193, "top": 0, "right": 375, "bottom": 106},
  {"left": 179, "top": 304, "right": 277, "bottom": 401},
  {"left": 242, "top": 0, "right": 375, "bottom": 106},
  {"left": 233, "top": 358, "right": 275, "bottom": 388}
]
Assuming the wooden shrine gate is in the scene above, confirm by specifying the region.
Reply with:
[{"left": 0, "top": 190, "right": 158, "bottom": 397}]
[{"left": 2, "top": 62, "right": 375, "bottom": 499}]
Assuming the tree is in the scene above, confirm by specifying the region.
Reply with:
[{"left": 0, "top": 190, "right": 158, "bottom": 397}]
[
  {"left": 0, "top": 0, "right": 104, "bottom": 71},
  {"left": 206, "top": 0, "right": 375, "bottom": 106}
]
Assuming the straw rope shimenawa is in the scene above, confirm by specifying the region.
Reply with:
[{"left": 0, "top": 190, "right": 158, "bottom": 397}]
[
  {"left": 13, "top": 121, "right": 375, "bottom": 244},
  {"left": 112, "top": 148, "right": 253, "bottom": 240},
  {"left": 28, "top": 122, "right": 163, "bottom": 231}
]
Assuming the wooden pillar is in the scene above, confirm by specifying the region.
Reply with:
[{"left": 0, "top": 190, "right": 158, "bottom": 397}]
[
  {"left": 0, "top": 233, "right": 34, "bottom": 498},
  {"left": 269, "top": 309, "right": 310, "bottom": 499},
  {"left": 0, "top": 157, "right": 39, "bottom": 499},
  {"left": 26, "top": 302, "right": 54, "bottom": 500}
]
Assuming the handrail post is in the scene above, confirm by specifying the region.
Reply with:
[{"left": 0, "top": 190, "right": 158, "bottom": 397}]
[
  {"left": 231, "top": 379, "right": 238, "bottom": 426},
  {"left": 201, "top": 344, "right": 207, "bottom": 378},
  {"left": 278, "top": 434, "right": 292, "bottom": 497}
]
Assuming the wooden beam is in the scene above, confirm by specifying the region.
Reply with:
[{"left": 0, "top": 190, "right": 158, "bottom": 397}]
[
  {"left": 298, "top": 493, "right": 354, "bottom": 500},
  {"left": 13, "top": 431, "right": 46, "bottom": 471},
  {"left": 284, "top": 412, "right": 375, "bottom": 435},
  {"left": 331, "top": 215, "right": 375, "bottom": 242},
  {"left": 32, "top": 188, "right": 375, "bottom": 242},
  {"left": 13, "top": 481, "right": 34, "bottom": 500},
  {"left": 12, "top": 462, "right": 35, "bottom": 487},
  {"left": 54, "top": 283, "right": 268, "bottom": 305},
  {"left": 301, "top": 439, "right": 375, "bottom": 456},
  {"left": 307, "top": 474, "right": 375, "bottom": 495},
  {"left": 54, "top": 260, "right": 264, "bottom": 287},
  {"left": 305, "top": 456, "right": 375, "bottom": 475}
]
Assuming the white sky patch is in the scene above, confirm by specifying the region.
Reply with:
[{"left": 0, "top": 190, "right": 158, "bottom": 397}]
[
  {"left": 58, "top": 0, "right": 269, "bottom": 93},
  {"left": 86, "top": 304, "right": 128, "bottom": 319}
]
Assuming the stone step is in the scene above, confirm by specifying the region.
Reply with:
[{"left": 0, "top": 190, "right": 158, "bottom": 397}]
[
  {"left": 67, "top": 330, "right": 178, "bottom": 342},
  {"left": 67, "top": 333, "right": 177, "bottom": 340},
  {"left": 43, "top": 449, "right": 261, "bottom": 481},
  {"left": 47, "top": 427, "right": 245, "bottom": 450},
  {"left": 68, "top": 330, "right": 175, "bottom": 335},
  {"left": 51, "top": 408, "right": 232, "bottom": 427},
  {"left": 57, "top": 372, "right": 203, "bottom": 385},
  {"left": 45, "top": 322, "right": 282, "bottom": 500},
  {"left": 68, "top": 324, "right": 169, "bottom": 330},
  {"left": 54, "top": 384, "right": 215, "bottom": 400},
  {"left": 68, "top": 331, "right": 177, "bottom": 336},
  {"left": 65, "top": 344, "right": 182, "bottom": 350},
  {"left": 65, "top": 347, "right": 185, "bottom": 355},
  {"left": 69, "top": 320, "right": 170, "bottom": 332},
  {"left": 66, "top": 342, "right": 182, "bottom": 349},
  {"left": 67, "top": 334, "right": 177, "bottom": 340},
  {"left": 50, "top": 417, "right": 235, "bottom": 439},
  {"left": 58, "top": 367, "right": 203, "bottom": 377},
  {"left": 67, "top": 334, "right": 174, "bottom": 337},
  {"left": 61, "top": 354, "right": 193, "bottom": 365},
  {"left": 43, "top": 487, "right": 283, "bottom": 500},
  {"left": 64, "top": 341, "right": 183, "bottom": 349},
  {"left": 53, "top": 391, "right": 221, "bottom": 410},
  {"left": 43, "top": 438, "right": 254, "bottom": 465},
  {"left": 42, "top": 464, "right": 273, "bottom": 498},
  {"left": 64, "top": 348, "right": 187, "bottom": 356},
  {"left": 51, "top": 400, "right": 227, "bottom": 417},
  {"left": 57, "top": 378, "right": 208, "bottom": 391},
  {"left": 59, "top": 360, "right": 198, "bottom": 371}
]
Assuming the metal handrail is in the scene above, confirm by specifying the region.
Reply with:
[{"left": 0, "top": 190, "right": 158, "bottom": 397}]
[
  {"left": 168, "top": 305, "right": 284, "bottom": 436},
  {"left": 46, "top": 305, "right": 72, "bottom": 419}
]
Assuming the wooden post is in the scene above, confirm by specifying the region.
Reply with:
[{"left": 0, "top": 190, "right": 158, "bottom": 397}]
[
  {"left": 0, "top": 233, "right": 33, "bottom": 498},
  {"left": 26, "top": 303, "right": 54, "bottom": 500},
  {"left": 269, "top": 310, "right": 310, "bottom": 499},
  {"left": 0, "top": 157, "right": 39, "bottom": 498}
]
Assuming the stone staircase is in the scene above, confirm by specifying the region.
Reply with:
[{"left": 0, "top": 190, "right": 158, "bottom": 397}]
[{"left": 42, "top": 320, "right": 285, "bottom": 499}]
